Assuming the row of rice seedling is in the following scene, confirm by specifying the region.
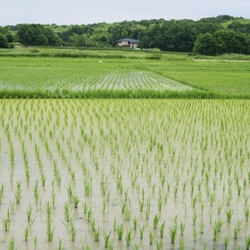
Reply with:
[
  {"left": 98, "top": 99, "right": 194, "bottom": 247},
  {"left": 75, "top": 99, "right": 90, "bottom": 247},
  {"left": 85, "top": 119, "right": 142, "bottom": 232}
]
[{"left": 0, "top": 99, "right": 249, "bottom": 249}]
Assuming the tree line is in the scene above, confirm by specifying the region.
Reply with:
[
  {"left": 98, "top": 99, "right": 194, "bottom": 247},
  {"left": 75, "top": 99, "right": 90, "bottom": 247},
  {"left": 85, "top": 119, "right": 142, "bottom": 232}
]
[{"left": 1, "top": 15, "right": 250, "bottom": 55}]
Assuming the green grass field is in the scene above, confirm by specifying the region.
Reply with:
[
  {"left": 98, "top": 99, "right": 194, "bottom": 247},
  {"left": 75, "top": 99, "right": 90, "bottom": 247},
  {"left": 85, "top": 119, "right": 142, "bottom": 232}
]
[{"left": 0, "top": 48, "right": 249, "bottom": 98}]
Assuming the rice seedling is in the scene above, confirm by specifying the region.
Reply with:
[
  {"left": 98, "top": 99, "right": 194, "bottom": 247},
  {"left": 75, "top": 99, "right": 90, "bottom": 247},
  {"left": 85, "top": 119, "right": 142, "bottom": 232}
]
[
  {"left": 156, "top": 240, "right": 163, "bottom": 250},
  {"left": 193, "top": 227, "right": 197, "bottom": 242},
  {"left": 117, "top": 224, "right": 124, "bottom": 240},
  {"left": 139, "top": 224, "right": 146, "bottom": 240},
  {"left": 34, "top": 180, "right": 39, "bottom": 205},
  {"left": 246, "top": 235, "right": 250, "bottom": 250},
  {"left": 24, "top": 226, "right": 29, "bottom": 241},
  {"left": 244, "top": 207, "right": 250, "bottom": 221},
  {"left": 26, "top": 203, "right": 32, "bottom": 222},
  {"left": 149, "top": 231, "right": 154, "bottom": 245},
  {"left": 233, "top": 221, "right": 242, "bottom": 240},
  {"left": 160, "top": 221, "right": 165, "bottom": 238},
  {"left": 224, "top": 235, "right": 230, "bottom": 250},
  {"left": 3, "top": 217, "right": 10, "bottom": 232},
  {"left": 70, "top": 220, "right": 76, "bottom": 241},
  {"left": 179, "top": 238, "right": 185, "bottom": 250},
  {"left": 133, "top": 217, "right": 137, "bottom": 230},
  {"left": 180, "top": 222, "right": 185, "bottom": 236},
  {"left": 0, "top": 183, "right": 4, "bottom": 204},
  {"left": 126, "top": 230, "right": 132, "bottom": 246},
  {"left": 169, "top": 226, "right": 177, "bottom": 244},
  {"left": 46, "top": 202, "right": 54, "bottom": 242},
  {"left": 226, "top": 209, "right": 234, "bottom": 223},
  {"left": 153, "top": 214, "right": 160, "bottom": 229},
  {"left": 14, "top": 181, "right": 22, "bottom": 205},
  {"left": 103, "top": 232, "right": 111, "bottom": 248},
  {"left": 34, "top": 235, "right": 38, "bottom": 249},
  {"left": 8, "top": 236, "right": 16, "bottom": 250},
  {"left": 58, "top": 238, "right": 64, "bottom": 250},
  {"left": 72, "top": 194, "right": 80, "bottom": 208}
]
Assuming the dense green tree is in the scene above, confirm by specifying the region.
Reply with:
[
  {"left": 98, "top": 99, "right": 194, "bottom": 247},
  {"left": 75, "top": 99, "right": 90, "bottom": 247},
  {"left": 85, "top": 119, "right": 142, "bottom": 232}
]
[
  {"left": 193, "top": 33, "right": 217, "bottom": 55},
  {"left": 17, "top": 24, "right": 61, "bottom": 46},
  {"left": 194, "top": 30, "right": 250, "bottom": 55},
  {"left": 0, "top": 34, "right": 8, "bottom": 48},
  {"left": 214, "top": 29, "right": 245, "bottom": 54},
  {"left": 228, "top": 21, "right": 250, "bottom": 34}
]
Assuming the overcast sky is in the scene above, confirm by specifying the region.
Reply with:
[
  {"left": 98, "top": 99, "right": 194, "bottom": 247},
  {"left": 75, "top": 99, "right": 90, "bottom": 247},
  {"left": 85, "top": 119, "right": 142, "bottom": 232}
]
[{"left": 1, "top": 0, "right": 249, "bottom": 26}]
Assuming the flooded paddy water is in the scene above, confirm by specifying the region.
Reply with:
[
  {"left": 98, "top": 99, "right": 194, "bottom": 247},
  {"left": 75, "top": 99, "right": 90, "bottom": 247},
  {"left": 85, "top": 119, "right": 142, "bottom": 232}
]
[{"left": 0, "top": 99, "right": 249, "bottom": 249}]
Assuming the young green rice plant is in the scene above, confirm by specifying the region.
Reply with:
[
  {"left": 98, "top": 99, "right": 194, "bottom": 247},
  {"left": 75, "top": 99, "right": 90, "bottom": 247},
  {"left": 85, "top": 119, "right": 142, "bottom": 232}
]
[
  {"left": 70, "top": 220, "right": 76, "bottom": 241},
  {"left": 3, "top": 217, "right": 10, "bottom": 232},
  {"left": 133, "top": 217, "right": 137, "bottom": 230},
  {"left": 90, "top": 218, "right": 96, "bottom": 232},
  {"left": 224, "top": 235, "right": 230, "bottom": 250},
  {"left": 193, "top": 227, "right": 197, "bottom": 242},
  {"left": 149, "top": 231, "right": 154, "bottom": 246},
  {"left": 126, "top": 230, "right": 132, "bottom": 246},
  {"left": 72, "top": 194, "right": 80, "bottom": 208},
  {"left": 169, "top": 226, "right": 177, "bottom": 244},
  {"left": 121, "top": 201, "right": 126, "bottom": 214},
  {"left": 58, "top": 237, "right": 64, "bottom": 250},
  {"left": 83, "top": 202, "right": 88, "bottom": 215},
  {"left": 179, "top": 238, "right": 185, "bottom": 250},
  {"left": 156, "top": 240, "right": 163, "bottom": 250},
  {"left": 14, "top": 181, "right": 22, "bottom": 205},
  {"left": 0, "top": 183, "right": 4, "bottom": 204},
  {"left": 244, "top": 207, "right": 250, "bottom": 221},
  {"left": 8, "top": 236, "right": 16, "bottom": 250},
  {"left": 193, "top": 210, "right": 197, "bottom": 226},
  {"left": 41, "top": 173, "right": 46, "bottom": 187},
  {"left": 24, "top": 226, "right": 29, "bottom": 241},
  {"left": 34, "top": 180, "right": 39, "bottom": 205},
  {"left": 117, "top": 224, "right": 123, "bottom": 240},
  {"left": 125, "top": 207, "right": 131, "bottom": 221},
  {"left": 84, "top": 177, "right": 92, "bottom": 197},
  {"left": 180, "top": 222, "right": 185, "bottom": 237},
  {"left": 233, "top": 221, "right": 242, "bottom": 240},
  {"left": 103, "top": 231, "right": 111, "bottom": 248},
  {"left": 246, "top": 235, "right": 250, "bottom": 250},
  {"left": 67, "top": 185, "right": 73, "bottom": 201},
  {"left": 34, "top": 235, "right": 38, "bottom": 249},
  {"left": 26, "top": 203, "right": 32, "bottom": 223},
  {"left": 214, "top": 220, "right": 223, "bottom": 233},
  {"left": 51, "top": 190, "right": 56, "bottom": 209},
  {"left": 217, "top": 202, "right": 223, "bottom": 215},
  {"left": 46, "top": 202, "right": 54, "bottom": 242},
  {"left": 213, "top": 225, "right": 218, "bottom": 241},
  {"left": 160, "top": 221, "right": 165, "bottom": 238},
  {"left": 153, "top": 214, "right": 160, "bottom": 229},
  {"left": 158, "top": 197, "right": 163, "bottom": 211},
  {"left": 226, "top": 209, "right": 234, "bottom": 223},
  {"left": 244, "top": 195, "right": 249, "bottom": 206},
  {"left": 139, "top": 224, "right": 146, "bottom": 240},
  {"left": 145, "top": 204, "right": 150, "bottom": 220},
  {"left": 64, "top": 203, "right": 70, "bottom": 223},
  {"left": 138, "top": 199, "right": 144, "bottom": 212},
  {"left": 199, "top": 219, "right": 204, "bottom": 235}
]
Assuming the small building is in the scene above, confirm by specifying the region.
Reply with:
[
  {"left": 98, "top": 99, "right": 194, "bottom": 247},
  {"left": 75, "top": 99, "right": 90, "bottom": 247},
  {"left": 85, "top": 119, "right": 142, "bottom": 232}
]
[{"left": 116, "top": 38, "right": 140, "bottom": 49}]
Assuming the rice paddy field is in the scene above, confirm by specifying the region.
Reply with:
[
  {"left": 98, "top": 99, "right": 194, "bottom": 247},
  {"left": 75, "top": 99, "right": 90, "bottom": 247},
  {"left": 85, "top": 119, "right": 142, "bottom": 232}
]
[{"left": 0, "top": 49, "right": 250, "bottom": 250}]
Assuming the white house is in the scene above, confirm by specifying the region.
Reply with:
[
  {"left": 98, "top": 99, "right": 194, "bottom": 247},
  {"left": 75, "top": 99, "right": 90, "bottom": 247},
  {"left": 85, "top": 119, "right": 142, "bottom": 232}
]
[{"left": 116, "top": 38, "right": 140, "bottom": 49}]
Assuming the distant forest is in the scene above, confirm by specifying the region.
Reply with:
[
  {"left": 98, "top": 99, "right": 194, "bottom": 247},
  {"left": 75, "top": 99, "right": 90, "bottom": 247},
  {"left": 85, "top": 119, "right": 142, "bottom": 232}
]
[{"left": 1, "top": 15, "right": 250, "bottom": 55}]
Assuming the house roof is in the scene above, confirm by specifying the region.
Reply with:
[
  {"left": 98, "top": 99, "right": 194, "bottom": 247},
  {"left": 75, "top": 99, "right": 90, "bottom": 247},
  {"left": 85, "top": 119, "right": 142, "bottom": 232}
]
[{"left": 117, "top": 38, "right": 140, "bottom": 43}]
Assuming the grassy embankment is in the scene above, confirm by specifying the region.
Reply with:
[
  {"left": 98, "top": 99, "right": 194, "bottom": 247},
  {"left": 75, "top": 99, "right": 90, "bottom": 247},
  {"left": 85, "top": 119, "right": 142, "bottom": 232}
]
[{"left": 0, "top": 47, "right": 249, "bottom": 98}]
